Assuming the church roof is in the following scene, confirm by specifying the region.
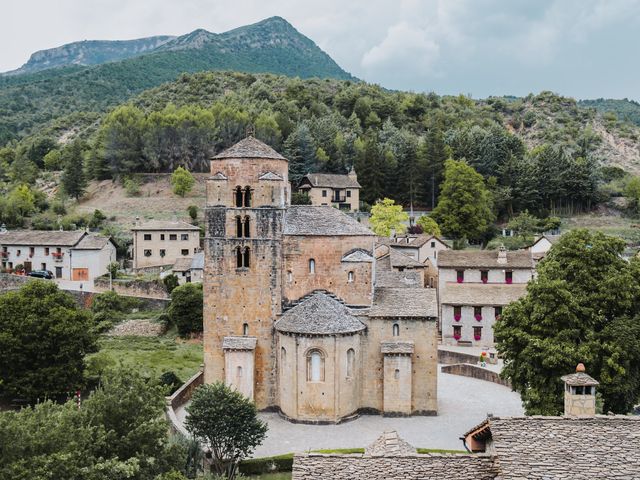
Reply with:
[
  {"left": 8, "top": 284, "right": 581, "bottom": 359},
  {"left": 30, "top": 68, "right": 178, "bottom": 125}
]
[
  {"left": 369, "top": 287, "right": 438, "bottom": 318},
  {"left": 213, "top": 136, "right": 286, "bottom": 160},
  {"left": 283, "top": 206, "right": 373, "bottom": 236},
  {"left": 299, "top": 172, "right": 361, "bottom": 189},
  {"left": 275, "top": 292, "right": 365, "bottom": 335}
]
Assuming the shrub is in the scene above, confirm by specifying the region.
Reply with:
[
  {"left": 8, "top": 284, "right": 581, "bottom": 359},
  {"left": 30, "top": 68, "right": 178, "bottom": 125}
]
[
  {"left": 187, "top": 205, "right": 198, "bottom": 221},
  {"left": 291, "top": 192, "right": 312, "bottom": 205},
  {"left": 164, "top": 273, "right": 179, "bottom": 294},
  {"left": 171, "top": 167, "right": 195, "bottom": 197},
  {"left": 238, "top": 454, "right": 294, "bottom": 475},
  {"left": 124, "top": 176, "right": 141, "bottom": 196},
  {"left": 107, "top": 261, "right": 119, "bottom": 279},
  {"left": 159, "top": 371, "right": 183, "bottom": 395},
  {"left": 167, "top": 283, "right": 203, "bottom": 336}
]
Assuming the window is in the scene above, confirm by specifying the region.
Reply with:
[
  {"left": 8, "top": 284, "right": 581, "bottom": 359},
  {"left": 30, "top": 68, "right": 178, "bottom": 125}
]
[
  {"left": 322, "top": 190, "right": 327, "bottom": 197},
  {"left": 281, "top": 347, "right": 286, "bottom": 367},
  {"left": 45, "top": 247, "right": 49, "bottom": 256},
  {"left": 287, "top": 270, "right": 293, "bottom": 283},
  {"left": 453, "top": 325, "right": 462, "bottom": 340},
  {"left": 236, "top": 247, "right": 243, "bottom": 268},
  {"left": 456, "top": 269, "right": 464, "bottom": 283},
  {"left": 29, "top": 247, "right": 34, "bottom": 257},
  {"left": 160, "top": 249, "right": 166, "bottom": 258},
  {"left": 244, "top": 216, "right": 250, "bottom": 238},
  {"left": 243, "top": 247, "right": 250, "bottom": 268},
  {"left": 474, "top": 306, "right": 482, "bottom": 321},
  {"left": 584, "top": 386, "right": 592, "bottom": 395},
  {"left": 236, "top": 366, "right": 243, "bottom": 380},
  {"left": 236, "top": 216, "right": 243, "bottom": 237},
  {"left": 306, "top": 349, "right": 325, "bottom": 382},
  {"left": 346, "top": 348, "right": 355, "bottom": 378},
  {"left": 309, "top": 258, "right": 315, "bottom": 274},
  {"left": 181, "top": 234, "right": 189, "bottom": 241},
  {"left": 473, "top": 326, "right": 482, "bottom": 341},
  {"left": 394, "top": 369, "right": 400, "bottom": 380},
  {"left": 169, "top": 234, "right": 177, "bottom": 241},
  {"left": 454, "top": 306, "right": 462, "bottom": 321},
  {"left": 160, "top": 234, "right": 165, "bottom": 241},
  {"left": 505, "top": 270, "right": 513, "bottom": 284},
  {"left": 181, "top": 249, "right": 189, "bottom": 256},
  {"left": 235, "top": 186, "right": 243, "bottom": 207},
  {"left": 16, "top": 249, "right": 21, "bottom": 257},
  {"left": 144, "top": 249, "right": 152, "bottom": 257},
  {"left": 431, "top": 241, "right": 435, "bottom": 248},
  {"left": 346, "top": 190, "right": 351, "bottom": 198},
  {"left": 144, "top": 234, "right": 152, "bottom": 241},
  {"left": 481, "top": 270, "right": 488, "bottom": 283},
  {"left": 236, "top": 247, "right": 250, "bottom": 269},
  {"left": 243, "top": 323, "right": 249, "bottom": 335},
  {"left": 347, "top": 271, "right": 354, "bottom": 283},
  {"left": 494, "top": 306, "right": 502, "bottom": 319},
  {"left": 41, "top": 263, "right": 46, "bottom": 270},
  {"left": 392, "top": 323, "right": 400, "bottom": 337},
  {"left": 244, "top": 187, "right": 252, "bottom": 207}
]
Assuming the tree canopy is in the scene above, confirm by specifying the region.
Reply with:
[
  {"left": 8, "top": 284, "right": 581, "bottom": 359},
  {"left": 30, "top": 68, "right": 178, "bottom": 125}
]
[
  {"left": 171, "top": 166, "right": 195, "bottom": 197},
  {"left": 167, "top": 283, "right": 203, "bottom": 337},
  {"left": 416, "top": 215, "right": 441, "bottom": 236},
  {"left": 495, "top": 229, "right": 640, "bottom": 415},
  {"left": 369, "top": 198, "right": 409, "bottom": 237}
]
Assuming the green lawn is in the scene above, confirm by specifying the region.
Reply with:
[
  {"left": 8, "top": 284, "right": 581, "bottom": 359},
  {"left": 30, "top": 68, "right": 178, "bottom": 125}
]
[
  {"left": 248, "top": 474, "right": 291, "bottom": 480},
  {"left": 87, "top": 329, "right": 203, "bottom": 382}
]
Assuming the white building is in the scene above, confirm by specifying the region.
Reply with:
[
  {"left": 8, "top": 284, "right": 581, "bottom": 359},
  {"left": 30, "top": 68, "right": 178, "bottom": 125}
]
[
  {"left": 438, "top": 247, "right": 534, "bottom": 347},
  {"left": 0, "top": 230, "right": 116, "bottom": 280},
  {"left": 131, "top": 220, "right": 201, "bottom": 270}
]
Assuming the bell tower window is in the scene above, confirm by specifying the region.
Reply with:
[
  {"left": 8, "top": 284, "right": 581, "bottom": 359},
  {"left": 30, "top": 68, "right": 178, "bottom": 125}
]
[
  {"left": 236, "top": 247, "right": 243, "bottom": 268},
  {"left": 393, "top": 323, "right": 400, "bottom": 336},
  {"left": 236, "top": 216, "right": 243, "bottom": 237},
  {"left": 244, "top": 186, "right": 252, "bottom": 207},
  {"left": 236, "top": 247, "right": 250, "bottom": 269},
  {"left": 244, "top": 216, "right": 250, "bottom": 238},
  {"left": 243, "top": 247, "right": 250, "bottom": 268},
  {"left": 235, "top": 186, "right": 243, "bottom": 207}
]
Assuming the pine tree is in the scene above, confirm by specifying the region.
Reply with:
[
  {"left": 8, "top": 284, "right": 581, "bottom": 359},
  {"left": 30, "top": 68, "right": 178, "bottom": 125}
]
[
  {"left": 283, "top": 123, "right": 316, "bottom": 184},
  {"left": 61, "top": 140, "right": 87, "bottom": 200},
  {"left": 423, "top": 116, "right": 448, "bottom": 209}
]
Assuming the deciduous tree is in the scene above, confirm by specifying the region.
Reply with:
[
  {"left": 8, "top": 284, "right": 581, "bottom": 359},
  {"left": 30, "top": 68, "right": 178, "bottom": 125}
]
[
  {"left": 171, "top": 166, "right": 195, "bottom": 197},
  {"left": 370, "top": 198, "right": 408, "bottom": 237}
]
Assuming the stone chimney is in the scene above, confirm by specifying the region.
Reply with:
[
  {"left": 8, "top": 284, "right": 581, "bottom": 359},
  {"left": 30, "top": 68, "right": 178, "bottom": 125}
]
[
  {"left": 497, "top": 245, "right": 507, "bottom": 265},
  {"left": 561, "top": 363, "right": 599, "bottom": 417},
  {"left": 348, "top": 165, "right": 358, "bottom": 182}
]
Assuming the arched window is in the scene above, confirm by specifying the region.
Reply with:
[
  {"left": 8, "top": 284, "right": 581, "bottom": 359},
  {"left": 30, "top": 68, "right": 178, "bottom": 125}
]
[
  {"left": 236, "top": 216, "right": 243, "bottom": 238},
  {"left": 346, "top": 348, "right": 355, "bottom": 379},
  {"left": 287, "top": 270, "right": 293, "bottom": 283},
  {"left": 236, "top": 366, "right": 243, "bottom": 379},
  {"left": 236, "top": 247, "right": 243, "bottom": 268},
  {"left": 394, "top": 369, "right": 400, "bottom": 380},
  {"left": 243, "top": 247, "right": 250, "bottom": 268},
  {"left": 309, "top": 258, "right": 316, "bottom": 274},
  {"left": 243, "top": 323, "right": 249, "bottom": 336},
  {"left": 235, "top": 186, "right": 243, "bottom": 207},
  {"left": 347, "top": 271, "right": 354, "bottom": 283},
  {"left": 244, "top": 186, "right": 252, "bottom": 207},
  {"left": 281, "top": 347, "right": 287, "bottom": 367},
  {"left": 393, "top": 323, "right": 400, "bottom": 336},
  {"left": 306, "top": 349, "right": 325, "bottom": 382},
  {"left": 243, "top": 216, "right": 250, "bottom": 238}
]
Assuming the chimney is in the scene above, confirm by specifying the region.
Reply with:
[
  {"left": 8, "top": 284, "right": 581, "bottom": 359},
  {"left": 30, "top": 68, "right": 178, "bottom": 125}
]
[
  {"left": 561, "top": 363, "right": 599, "bottom": 417},
  {"left": 135, "top": 216, "right": 140, "bottom": 227},
  {"left": 497, "top": 245, "right": 507, "bottom": 265},
  {"left": 348, "top": 165, "right": 358, "bottom": 182}
]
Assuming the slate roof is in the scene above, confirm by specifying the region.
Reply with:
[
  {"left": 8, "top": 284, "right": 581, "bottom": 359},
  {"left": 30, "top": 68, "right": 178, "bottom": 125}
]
[
  {"left": 438, "top": 249, "right": 533, "bottom": 269},
  {"left": 191, "top": 252, "right": 204, "bottom": 270},
  {"left": 132, "top": 220, "right": 200, "bottom": 231},
  {"left": 474, "top": 416, "right": 640, "bottom": 480},
  {"left": 365, "top": 431, "right": 416, "bottom": 456},
  {"left": 380, "top": 341, "right": 414, "bottom": 355},
  {"left": 440, "top": 283, "right": 528, "bottom": 306},
  {"left": 222, "top": 336, "right": 257, "bottom": 350},
  {"left": 341, "top": 248, "right": 374, "bottom": 263},
  {"left": 299, "top": 173, "right": 361, "bottom": 189},
  {"left": 561, "top": 371, "right": 599, "bottom": 386},
  {"left": 389, "top": 249, "right": 425, "bottom": 269},
  {"left": 275, "top": 292, "right": 365, "bottom": 335},
  {"left": 258, "top": 171, "right": 284, "bottom": 181},
  {"left": 0, "top": 230, "right": 86, "bottom": 246},
  {"left": 213, "top": 136, "right": 286, "bottom": 160},
  {"left": 283, "top": 206, "right": 373, "bottom": 236},
  {"left": 73, "top": 234, "right": 112, "bottom": 250},
  {"left": 209, "top": 171, "right": 228, "bottom": 180},
  {"left": 368, "top": 287, "right": 438, "bottom": 318},
  {"left": 172, "top": 257, "right": 193, "bottom": 272}
]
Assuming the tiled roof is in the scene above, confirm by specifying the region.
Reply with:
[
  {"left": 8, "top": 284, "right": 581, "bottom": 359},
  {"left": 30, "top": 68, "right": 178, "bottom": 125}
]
[
  {"left": 486, "top": 416, "right": 640, "bottom": 479},
  {"left": 380, "top": 341, "right": 414, "bottom": 355},
  {"left": 365, "top": 431, "right": 416, "bottom": 456},
  {"left": 213, "top": 136, "right": 286, "bottom": 160},
  {"left": 275, "top": 292, "right": 365, "bottom": 335},
  {"left": 438, "top": 249, "right": 533, "bottom": 269},
  {"left": 341, "top": 248, "right": 374, "bottom": 263},
  {"left": 0, "top": 230, "right": 85, "bottom": 246},
  {"left": 73, "top": 234, "right": 111, "bottom": 250},
  {"left": 132, "top": 220, "right": 200, "bottom": 231},
  {"left": 440, "top": 283, "right": 528, "bottom": 306},
  {"left": 561, "top": 371, "right": 599, "bottom": 386},
  {"left": 389, "top": 250, "right": 424, "bottom": 269},
  {"left": 283, "top": 206, "right": 373, "bottom": 236},
  {"left": 299, "top": 173, "right": 361, "bottom": 189},
  {"left": 368, "top": 287, "right": 438, "bottom": 318},
  {"left": 172, "top": 257, "right": 193, "bottom": 271},
  {"left": 222, "top": 336, "right": 257, "bottom": 350}
]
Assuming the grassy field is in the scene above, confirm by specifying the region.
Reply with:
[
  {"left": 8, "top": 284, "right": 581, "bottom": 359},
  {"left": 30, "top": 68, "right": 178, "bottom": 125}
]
[
  {"left": 563, "top": 212, "right": 640, "bottom": 244},
  {"left": 88, "top": 329, "right": 203, "bottom": 382}
]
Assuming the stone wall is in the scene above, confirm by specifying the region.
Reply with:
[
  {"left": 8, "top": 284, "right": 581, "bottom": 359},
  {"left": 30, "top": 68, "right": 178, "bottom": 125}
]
[
  {"left": 438, "top": 349, "right": 480, "bottom": 365},
  {"left": 441, "top": 364, "right": 511, "bottom": 388},
  {"left": 292, "top": 453, "right": 498, "bottom": 480},
  {"left": 94, "top": 276, "right": 169, "bottom": 299},
  {"left": 166, "top": 369, "right": 204, "bottom": 436},
  {"left": 0, "top": 273, "right": 33, "bottom": 291}
]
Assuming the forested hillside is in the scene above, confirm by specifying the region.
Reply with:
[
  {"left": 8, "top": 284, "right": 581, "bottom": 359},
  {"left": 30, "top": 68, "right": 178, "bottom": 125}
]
[
  {"left": 578, "top": 98, "right": 640, "bottom": 127},
  {"left": 0, "top": 17, "right": 354, "bottom": 144}
]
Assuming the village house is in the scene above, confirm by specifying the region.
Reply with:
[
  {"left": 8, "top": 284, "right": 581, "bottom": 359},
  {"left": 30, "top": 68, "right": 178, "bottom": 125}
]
[
  {"left": 203, "top": 136, "right": 438, "bottom": 423},
  {"left": 0, "top": 229, "right": 116, "bottom": 280},
  {"left": 292, "top": 365, "right": 640, "bottom": 480},
  {"left": 528, "top": 234, "right": 561, "bottom": 264},
  {"left": 131, "top": 219, "right": 200, "bottom": 270},
  {"left": 172, "top": 251, "right": 204, "bottom": 284},
  {"left": 297, "top": 167, "right": 361, "bottom": 211},
  {"left": 438, "top": 247, "right": 533, "bottom": 347}
]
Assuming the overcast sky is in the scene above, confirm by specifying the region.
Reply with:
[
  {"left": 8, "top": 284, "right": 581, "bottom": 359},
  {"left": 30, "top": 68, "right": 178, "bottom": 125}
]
[{"left": 3, "top": 0, "right": 640, "bottom": 100}]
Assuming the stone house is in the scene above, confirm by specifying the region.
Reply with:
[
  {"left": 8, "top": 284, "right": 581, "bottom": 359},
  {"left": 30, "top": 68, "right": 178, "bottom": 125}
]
[
  {"left": 0, "top": 229, "right": 116, "bottom": 280},
  {"left": 528, "top": 234, "right": 561, "bottom": 265},
  {"left": 297, "top": 168, "right": 361, "bottom": 211},
  {"left": 173, "top": 252, "right": 204, "bottom": 284},
  {"left": 438, "top": 247, "right": 533, "bottom": 347},
  {"left": 203, "top": 136, "right": 438, "bottom": 423},
  {"left": 131, "top": 220, "right": 200, "bottom": 270}
]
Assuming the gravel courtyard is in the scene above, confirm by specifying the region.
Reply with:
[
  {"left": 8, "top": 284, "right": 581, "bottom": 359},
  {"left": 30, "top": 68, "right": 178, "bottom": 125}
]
[{"left": 176, "top": 366, "right": 523, "bottom": 457}]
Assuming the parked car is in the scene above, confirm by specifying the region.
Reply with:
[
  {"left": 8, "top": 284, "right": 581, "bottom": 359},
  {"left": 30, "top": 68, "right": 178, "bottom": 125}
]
[{"left": 28, "top": 270, "right": 54, "bottom": 279}]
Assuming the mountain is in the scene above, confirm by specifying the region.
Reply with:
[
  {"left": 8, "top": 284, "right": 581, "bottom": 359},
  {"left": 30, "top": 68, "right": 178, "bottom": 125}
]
[
  {"left": 578, "top": 98, "right": 640, "bottom": 127},
  {"left": 4, "top": 36, "right": 175, "bottom": 76},
  {"left": 0, "top": 17, "right": 355, "bottom": 144}
]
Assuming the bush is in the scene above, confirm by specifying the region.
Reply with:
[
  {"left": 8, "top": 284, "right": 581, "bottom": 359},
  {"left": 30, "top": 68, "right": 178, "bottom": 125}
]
[
  {"left": 107, "top": 261, "right": 119, "bottom": 279},
  {"left": 91, "top": 290, "right": 140, "bottom": 315},
  {"left": 168, "top": 283, "right": 203, "bottom": 336},
  {"left": 238, "top": 454, "right": 294, "bottom": 475},
  {"left": 171, "top": 167, "right": 195, "bottom": 197},
  {"left": 164, "top": 273, "right": 179, "bottom": 294},
  {"left": 159, "top": 371, "right": 183, "bottom": 395},
  {"left": 187, "top": 205, "right": 198, "bottom": 221},
  {"left": 124, "top": 176, "right": 141, "bottom": 196},
  {"left": 291, "top": 192, "right": 312, "bottom": 205},
  {"left": 51, "top": 200, "right": 67, "bottom": 215},
  {"left": 89, "top": 209, "right": 107, "bottom": 228}
]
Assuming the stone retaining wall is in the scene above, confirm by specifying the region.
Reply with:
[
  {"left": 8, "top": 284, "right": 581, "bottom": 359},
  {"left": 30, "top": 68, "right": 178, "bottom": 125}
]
[
  {"left": 0, "top": 273, "right": 34, "bottom": 291},
  {"left": 437, "top": 349, "right": 480, "bottom": 365},
  {"left": 94, "top": 276, "right": 169, "bottom": 299},
  {"left": 440, "top": 363, "right": 511, "bottom": 388},
  {"left": 165, "top": 368, "right": 204, "bottom": 436}
]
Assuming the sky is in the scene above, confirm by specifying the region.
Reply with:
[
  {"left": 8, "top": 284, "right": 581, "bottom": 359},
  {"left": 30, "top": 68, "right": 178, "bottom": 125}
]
[{"left": 3, "top": 0, "right": 640, "bottom": 100}]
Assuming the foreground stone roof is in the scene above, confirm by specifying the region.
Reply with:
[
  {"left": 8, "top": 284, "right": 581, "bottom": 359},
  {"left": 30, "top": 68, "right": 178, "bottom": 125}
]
[
  {"left": 283, "top": 206, "right": 373, "bottom": 236},
  {"left": 438, "top": 249, "right": 533, "bottom": 269},
  {"left": 0, "top": 230, "right": 86, "bottom": 246},
  {"left": 365, "top": 431, "right": 416, "bottom": 456},
  {"left": 440, "top": 283, "right": 528, "bottom": 306},
  {"left": 275, "top": 292, "right": 365, "bottom": 335},
  {"left": 222, "top": 336, "right": 257, "bottom": 350},
  {"left": 368, "top": 287, "right": 438, "bottom": 318},
  {"left": 213, "top": 136, "right": 286, "bottom": 160},
  {"left": 299, "top": 173, "right": 361, "bottom": 189}
]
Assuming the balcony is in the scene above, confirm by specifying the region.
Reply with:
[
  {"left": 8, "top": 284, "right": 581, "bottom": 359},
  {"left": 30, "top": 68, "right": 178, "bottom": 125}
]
[
  {"left": 331, "top": 195, "right": 346, "bottom": 203},
  {"left": 52, "top": 252, "right": 64, "bottom": 262}
]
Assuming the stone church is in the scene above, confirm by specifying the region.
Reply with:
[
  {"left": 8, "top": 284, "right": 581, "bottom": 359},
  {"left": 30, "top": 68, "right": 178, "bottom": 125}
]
[{"left": 203, "top": 136, "right": 438, "bottom": 423}]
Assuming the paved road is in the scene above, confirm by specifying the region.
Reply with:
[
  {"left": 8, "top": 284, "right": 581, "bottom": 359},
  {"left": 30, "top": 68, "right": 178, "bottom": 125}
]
[{"left": 176, "top": 366, "right": 523, "bottom": 457}]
